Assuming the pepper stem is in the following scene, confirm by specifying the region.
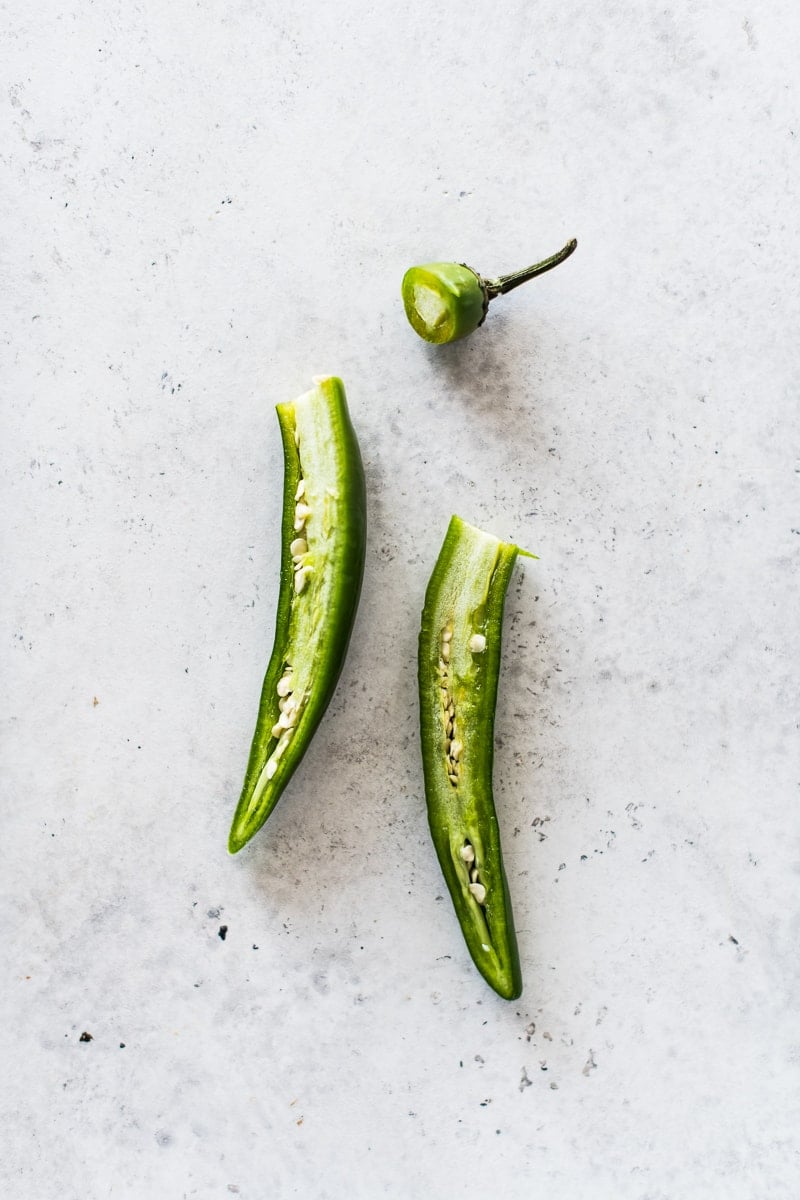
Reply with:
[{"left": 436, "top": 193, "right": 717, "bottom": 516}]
[{"left": 483, "top": 238, "right": 577, "bottom": 299}]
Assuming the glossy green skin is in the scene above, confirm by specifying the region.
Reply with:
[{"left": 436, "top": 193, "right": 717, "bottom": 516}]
[
  {"left": 228, "top": 377, "right": 366, "bottom": 853},
  {"left": 401, "top": 263, "right": 488, "bottom": 344},
  {"left": 419, "top": 516, "right": 531, "bottom": 999}
]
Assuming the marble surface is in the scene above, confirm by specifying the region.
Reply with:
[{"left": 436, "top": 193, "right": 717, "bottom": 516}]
[{"left": 2, "top": 2, "right": 799, "bottom": 1197}]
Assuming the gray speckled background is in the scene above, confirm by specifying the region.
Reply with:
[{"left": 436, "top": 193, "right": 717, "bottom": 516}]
[{"left": 2, "top": 2, "right": 799, "bottom": 1197}]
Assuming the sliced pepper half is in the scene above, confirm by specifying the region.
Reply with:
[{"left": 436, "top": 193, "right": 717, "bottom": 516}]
[
  {"left": 228, "top": 376, "right": 366, "bottom": 853},
  {"left": 418, "top": 515, "right": 535, "bottom": 999}
]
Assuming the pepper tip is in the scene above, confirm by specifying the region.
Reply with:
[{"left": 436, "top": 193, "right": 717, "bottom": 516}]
[{"left": 227, "top": 827, "right": 247, "bottom": 855}]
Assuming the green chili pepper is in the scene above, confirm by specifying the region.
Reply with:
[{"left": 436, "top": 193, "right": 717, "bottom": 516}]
[
  {"left": 419, "top": 515, "right": 535, "bottom": 999},
  {"left": 401, "top": 238, "right": 577, "bottom": 344},
  {"left": 228, "top": 376, "right": 366, "bottom": 854}
]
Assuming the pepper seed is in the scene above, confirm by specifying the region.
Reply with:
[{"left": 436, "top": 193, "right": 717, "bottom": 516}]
[{"left": 468, "top": 882, "right": 486, "bottom": 904}]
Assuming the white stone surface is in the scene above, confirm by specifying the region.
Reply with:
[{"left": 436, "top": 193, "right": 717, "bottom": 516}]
[{"left": 2, "top": 2, "right": 799, "bottom": 1197}]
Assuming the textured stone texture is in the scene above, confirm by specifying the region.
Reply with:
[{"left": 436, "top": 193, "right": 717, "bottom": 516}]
[{"left": 2, "top": 2, "right": 799, "bottom": 1197}]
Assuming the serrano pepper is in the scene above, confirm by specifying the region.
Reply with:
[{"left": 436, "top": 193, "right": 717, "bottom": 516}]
[
  {"left": 228, "top": 376, "right": 366, "bottom": 853},
  {"left": 419, "top": 515, "right": 534, "bottom": 998}
]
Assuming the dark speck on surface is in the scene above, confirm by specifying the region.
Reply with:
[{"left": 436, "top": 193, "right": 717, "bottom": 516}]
[
  {"left": 218, "top": 925, "right": 228, "bottom": 940},
  {"left": 79, "top": 1031, "right": 93, "bottom": 1042}
]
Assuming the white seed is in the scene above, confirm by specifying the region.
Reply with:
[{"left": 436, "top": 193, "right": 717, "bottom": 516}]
[
  {"left": 460, "top": 844, "right": 475, "bottom": 864},
  {"left": 265, "top": 758, "right": 278, "bottom": 779},
  {"left": 294, "top": 569, "right": 307, "bottom": 593},
  {"left": 481, "top": 943, "right": 490, "bottom": 952},
  {"left": 295, "top": 478, "right": 306, "bottom": 501},
  {"left": 277, "top": 710, "right": 294, "bottom": 730},
  {"left": 271, "top": 722, "right": 283, "bottom": 738},
  {"left": 289, "top": 538, "right": 307, "bottom": 557},
  {"left": 442, "top": 628, "right": 452, "bottom": 642},
  {"left": 277, "top": 675, "right": 293, "bottom": 697},
  {"left": 448, "top": 703, "right": 455, "bottom": 718},
  {"left": 468, "top": 882, "right": 486, "bottom": 904},
  {"left": 293, "top": 504, "right": 312, "bottom": 532},
  {"left": 469, "top": 633, "right": 487, "bottom": 654},
  {"left": 470, "top": 866, "right": 479, "bottom": 883},
  {"left": 448, "top": 772, "right": 459, "bottom": 785},
  {"left": 441, "top": 641, "right": 450, "bottom": 662},
  {"left": 444, "top": 738, "right": 451, "bottom": 753},
  {"left": 450, "top": 739, "right": 463, "bottom": 760}
]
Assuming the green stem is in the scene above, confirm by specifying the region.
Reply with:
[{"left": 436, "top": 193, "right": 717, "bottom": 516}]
[{"left": 484, "top": 238, "right": 577, "bottom": 298}]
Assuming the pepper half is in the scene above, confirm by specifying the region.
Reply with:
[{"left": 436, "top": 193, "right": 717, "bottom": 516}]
[
  {"left": 228, "top": 376, "right": 366, "bottom": 854},
  {"left": 418, "top": 515, "right": 535, "bottom": 999},
  {"left": 401, "top": 238, "right": 577, "bottom": 344}
]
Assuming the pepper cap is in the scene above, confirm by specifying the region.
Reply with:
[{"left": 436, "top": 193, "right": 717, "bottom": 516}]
[{"left": 401, "top": 263, "right": 488, "bottom": 345}]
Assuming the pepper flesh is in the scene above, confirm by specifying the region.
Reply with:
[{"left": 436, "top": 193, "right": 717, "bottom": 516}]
[
  {"left": 228, "top": 376, "right": 366, "bottom": 854},
  {"left": 418, "top": 515, "right": 534, "bottom": 999}
]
